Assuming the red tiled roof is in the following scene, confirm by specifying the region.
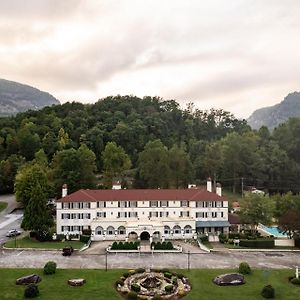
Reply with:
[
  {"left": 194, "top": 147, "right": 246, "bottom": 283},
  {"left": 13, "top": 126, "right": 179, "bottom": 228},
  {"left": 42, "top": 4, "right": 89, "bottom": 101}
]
[{"left": 57, "top": 188, "right": 226, "bottom": 202}]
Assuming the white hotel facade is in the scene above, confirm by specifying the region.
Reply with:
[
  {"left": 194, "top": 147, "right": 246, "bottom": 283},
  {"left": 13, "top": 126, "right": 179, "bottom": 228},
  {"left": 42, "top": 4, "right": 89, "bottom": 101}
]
[{"left": 56, "top": 180, "right": 229, "bottom": 242}]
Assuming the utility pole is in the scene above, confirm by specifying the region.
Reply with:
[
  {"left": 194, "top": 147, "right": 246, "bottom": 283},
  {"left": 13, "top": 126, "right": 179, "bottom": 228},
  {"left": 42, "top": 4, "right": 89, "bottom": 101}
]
[
  {"left": 105, "top": 250, "right": 108, "bottom": 271},
  {"left": 187, "top": 251, "right": 190, "bottom": 271}
]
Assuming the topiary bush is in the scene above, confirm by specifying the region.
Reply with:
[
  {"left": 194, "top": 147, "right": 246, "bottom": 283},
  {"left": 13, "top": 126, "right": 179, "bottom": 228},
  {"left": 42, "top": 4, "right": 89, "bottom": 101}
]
[
  {"left": 127, "top": 291, "right": 138, "bottom": 300},
  {"left": 218, "top": 233, "right": 228, "bottom": 243},
  {"left": 152, "top": 295, "right": 162, "bottom": 300},
  {"left": 165, "top": 284, "right": 174, "bottom": 293},
  {"left": 291, "top": 278, "right": 300, "bottom": 285},
  {"left": 24, "top": 284, "right": 39, "bottom": 298},
  {"left": 115, "top": 279, "right": 124, "bottom": 286},
  {"left": 238, "top": 262, "right": 251, "bottom": 274},
  {"left": 261, "top": 285, "right": 275, "bottom": 298},
  {"left": 43, "top": 261, "right": 57, "bottom": 275},
  {"left": 164, "top": 272, "right": 172, "bottom": 279},
  {"left": 131, "top": 283, "right": 141, "bottom": 292}
]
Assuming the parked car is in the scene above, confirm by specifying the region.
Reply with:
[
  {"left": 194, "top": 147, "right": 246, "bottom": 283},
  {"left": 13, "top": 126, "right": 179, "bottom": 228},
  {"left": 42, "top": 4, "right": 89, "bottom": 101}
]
[
  {"left": 62, "top": 246, "right": 74, "bottom": 256},
  {"left": 6, "top": 229, "right": 21, "bottom": 237}
]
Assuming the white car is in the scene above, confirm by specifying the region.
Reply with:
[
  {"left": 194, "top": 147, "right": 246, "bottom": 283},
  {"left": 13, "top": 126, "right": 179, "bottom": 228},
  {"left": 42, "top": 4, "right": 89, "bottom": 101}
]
[{"left": 6, "top": 229, "right": 21, "bottom": 237}]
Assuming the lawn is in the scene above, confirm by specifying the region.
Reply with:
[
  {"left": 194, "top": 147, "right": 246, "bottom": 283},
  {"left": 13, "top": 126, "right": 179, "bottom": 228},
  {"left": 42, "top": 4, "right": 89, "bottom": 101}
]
[
  {"left": 0, "top": 201, "right": 8, "bottom": 212},
  {"left": 4, "top": 236, "right": 84, "bottom": 250},
  {"left": 0, "top": 268, "right": 299, "bottom": 300}
]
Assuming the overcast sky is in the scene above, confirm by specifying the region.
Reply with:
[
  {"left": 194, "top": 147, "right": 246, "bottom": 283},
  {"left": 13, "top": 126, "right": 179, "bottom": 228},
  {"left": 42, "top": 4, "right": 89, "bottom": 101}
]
[{"left": 1, "top": 0, "right": 300, "bottom": 118}]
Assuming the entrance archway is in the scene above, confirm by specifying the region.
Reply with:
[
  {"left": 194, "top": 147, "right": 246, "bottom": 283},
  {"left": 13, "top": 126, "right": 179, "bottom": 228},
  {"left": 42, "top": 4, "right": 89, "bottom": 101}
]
[
  {"left": 128, "top": 231, "right": 138, "bottom": 240},
  {"left": 140, "top": 231, "right": 150, "bottom": 241}
]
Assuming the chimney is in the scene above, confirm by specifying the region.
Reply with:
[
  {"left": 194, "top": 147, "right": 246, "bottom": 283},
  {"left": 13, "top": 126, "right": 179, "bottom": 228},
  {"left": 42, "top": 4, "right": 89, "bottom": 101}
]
[
  {"left": 216, "top": 183, "right": 222, "bottom": 197},
  {"left": 207, "top": 177, "right": 212, "bottom": 192},
  {"left": 62, "top": 184, "right": 68, "bottom": 197}
]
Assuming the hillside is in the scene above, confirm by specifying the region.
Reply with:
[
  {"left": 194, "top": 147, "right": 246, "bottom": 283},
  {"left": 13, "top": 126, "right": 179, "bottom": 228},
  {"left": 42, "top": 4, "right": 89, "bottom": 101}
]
[
  {"left": 0, "top": 79, "right": 60, "bottom": 116},
  {"left": 247, "top": 92, "right": 300, "bottom": 130}
]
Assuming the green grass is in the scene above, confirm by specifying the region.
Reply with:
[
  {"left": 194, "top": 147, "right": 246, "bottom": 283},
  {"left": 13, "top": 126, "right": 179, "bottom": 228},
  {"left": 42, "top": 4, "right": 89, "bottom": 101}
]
[
  {"left": 0, "top": 268, "right": 299, "bottom": 300},
  {"left": 0, "top": 201, "right": 8, "bottom": 212},
  {"left": 4, "top": 236, "right": 84, "bottom": 250}
]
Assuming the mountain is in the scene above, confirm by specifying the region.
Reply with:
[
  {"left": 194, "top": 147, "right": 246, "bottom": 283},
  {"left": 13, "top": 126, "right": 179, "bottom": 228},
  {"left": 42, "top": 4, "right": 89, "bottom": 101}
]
[
  {"left": 247, "top": 91, "right": 300, "bottom": 130},
  {"left": 0, "top": 78, "right": 60, "bottom": 116}
]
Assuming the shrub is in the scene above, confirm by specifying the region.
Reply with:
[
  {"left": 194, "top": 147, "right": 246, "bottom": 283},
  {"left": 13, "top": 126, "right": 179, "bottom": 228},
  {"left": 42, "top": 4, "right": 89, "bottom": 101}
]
[
  {"left": 152, "top": 295, "right": 162, "bottom": 300},
  {"left": 43, "top": 261, "right": 57, "bottom": 275},
  {"left": 166, "top": 241, "right": 174, "bottom": 250},
  {"left": 218, "top": 233, "right": 228, "bottom": 243},
  {"left": 24, "top": 284, "right": 39, "bottom": 298},
  {"left": 239, "top": 239, "right": 274, "bottom": 248},
  {"left": 111, "top": 241, "right": 118, "bottom": 250},
  {"left": 199, "top": 235, "right": 208, "bottom": 243},
  {"left": 80, "top": 234, "right": 90, "bottom": 244},
  {"left": 136, "top": 268, "right": 145, "bottom": 273},
  {"left": 291, "top": 278, "right": 300, "bottom": 285},
  {"left": 116, "top": 279, "right": 124, "bottom": 286},
  {"left": 261, "top": 285, "right": 275, "bottom": 298},
  {"left": 131, "top": 283, "right": 141, "bottom": 292},
  {"left": 123, "top": 272, "right": 130, "bottom": 278},
  {"left": 164, "top": 272, "right": 172, "bottom": 279},
  {"left": 127, "top": 291, "right": 138, "bottom": 300},
  {"left": 55, "top": 234, "right": 65, "bottom": 241},
  {"left": 295, "top": 237, "right": 300, "bottom": 248},
  {"left": 172, "top": 277, "right": 178, "bottom": 285},
  {"left": 165, "top": 284, "right": 174, "bottom": 293},
  {"left": 82, "top": 228, "right": 91, "bottom": 235},
  {"left": 177, "top": 273, "right": 185, "bottom": 279},
  {"left": 238, "top": 262, "right": 251, "bottom": 274}
]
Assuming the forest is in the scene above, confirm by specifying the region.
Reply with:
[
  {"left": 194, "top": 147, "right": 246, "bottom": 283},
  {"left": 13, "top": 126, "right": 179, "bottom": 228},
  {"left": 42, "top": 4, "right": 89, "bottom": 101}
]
[{"left": 0, "top": 95, "right": 300, "bottom": 199}]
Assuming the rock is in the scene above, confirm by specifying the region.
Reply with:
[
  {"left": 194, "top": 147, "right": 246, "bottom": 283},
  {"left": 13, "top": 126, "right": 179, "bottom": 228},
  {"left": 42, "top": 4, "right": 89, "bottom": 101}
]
[
  {"left": 68, "top": 278, "right": 86, "bottom": 286},
  {"left": 16, "top": 274, "right": 42, "bottom": 285},
  {"left": 213, "top": 273, "right": 245, "bottom": 286}
]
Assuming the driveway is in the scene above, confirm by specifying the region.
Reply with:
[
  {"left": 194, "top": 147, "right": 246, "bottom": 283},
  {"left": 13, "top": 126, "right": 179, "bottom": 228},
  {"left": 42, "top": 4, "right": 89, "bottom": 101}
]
[{"left": 0, "top": 248, "right": 299, "bottom": 270}]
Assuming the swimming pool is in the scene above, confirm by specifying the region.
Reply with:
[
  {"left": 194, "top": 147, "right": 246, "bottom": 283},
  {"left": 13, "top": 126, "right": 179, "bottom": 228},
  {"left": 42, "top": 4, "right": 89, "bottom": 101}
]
[{"left": 259, "top": 224, "right": 289, "bottom": 238}]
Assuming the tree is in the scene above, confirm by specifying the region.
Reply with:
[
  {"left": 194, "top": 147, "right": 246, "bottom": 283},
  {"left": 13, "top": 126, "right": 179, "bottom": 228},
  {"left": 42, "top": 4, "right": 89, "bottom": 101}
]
[
  {"left": 21, "top": 182, "right": 54, "bottom": 240},
  {"left": 15, "top": 163, "right": 51, "bottom": 207},
  {"left": 278, "top": 210, "right": 300, "bottom": 237},
  {"left": 138, "top": 140, "right": 170, "bottom": 188},
  {"left": 169, "top": 144, "right": 193, "bottom": 188},
  {"left": 51, "top": 146, "right": 97, "bottom": 195},
  {"left": 57, "top": 128, "right": 71, "bottom": 150},
  {"left": 239, "top": 193, "right": 274, "bottom": 233},
  {"left": 101, "top": 142, "right": 132, "bottom": 188}
]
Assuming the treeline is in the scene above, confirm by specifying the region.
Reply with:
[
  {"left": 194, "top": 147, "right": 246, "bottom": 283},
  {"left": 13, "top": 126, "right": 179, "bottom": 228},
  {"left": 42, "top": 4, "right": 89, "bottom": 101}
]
[{"left": 0, "top": 95, "right": 300, "bottom": 198}]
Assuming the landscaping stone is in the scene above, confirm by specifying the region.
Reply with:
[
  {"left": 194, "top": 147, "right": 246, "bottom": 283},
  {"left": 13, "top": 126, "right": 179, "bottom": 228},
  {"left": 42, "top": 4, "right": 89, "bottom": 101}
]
[
  {"left": 68, "top": 278, "right": 86, "bottom": 286},
  {"left": 213, "top": 273, "right": 245, "bottom": 286},
  {"left": 16, "top": 274, "right": 42, "bottom": 285}
]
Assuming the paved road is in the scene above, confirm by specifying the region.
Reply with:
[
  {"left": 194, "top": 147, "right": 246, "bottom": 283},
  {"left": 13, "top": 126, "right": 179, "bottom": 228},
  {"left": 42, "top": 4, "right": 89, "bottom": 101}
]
[
  {"left": 0, "top": 249, "right": 299, "bottom": 270},
  {"left": 0, "top": 194, "right": 23, "bottom": 245}
]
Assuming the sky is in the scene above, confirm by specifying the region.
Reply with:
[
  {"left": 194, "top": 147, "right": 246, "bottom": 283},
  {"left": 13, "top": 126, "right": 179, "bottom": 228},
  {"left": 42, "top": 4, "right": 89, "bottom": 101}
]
[{"left": 1, "top": 0, "right": 300, "bottom": 119}]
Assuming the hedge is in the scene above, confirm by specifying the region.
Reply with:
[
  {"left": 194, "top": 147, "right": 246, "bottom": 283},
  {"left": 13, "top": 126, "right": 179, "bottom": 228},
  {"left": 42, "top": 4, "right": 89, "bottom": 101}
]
[
  {"left": 151, "top": 241, "right": 174, "bottom": 250},
  {"left": 239, "top": 239, "right": 274, "bottom": 248},
  {"left": 80, "top": 235, "right": 90, "bottom": 244},
  {"left": 294, "top": 238, "right": 300, "bottom": 248},
  {"left": 111, "top": 241, "right": 139, "bottom": 250}
]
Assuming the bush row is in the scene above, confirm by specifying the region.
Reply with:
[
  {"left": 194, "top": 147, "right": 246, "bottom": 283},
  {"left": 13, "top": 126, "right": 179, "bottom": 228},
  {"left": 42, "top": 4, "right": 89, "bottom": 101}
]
[
  {"left": 239, "top": 239, "right": 274, "bottom": 248},
  {"left": 151, "top": 241, "right": 174, "bottom": 250},
  {"left": 111, "top": 241, "right": 139, "bottom": 250}
]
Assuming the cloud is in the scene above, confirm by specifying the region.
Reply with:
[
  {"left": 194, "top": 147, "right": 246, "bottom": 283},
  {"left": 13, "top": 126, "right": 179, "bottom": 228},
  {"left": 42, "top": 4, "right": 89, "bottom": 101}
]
[{"left": 0, "top": 0, "right": 300, "bottom": 118}]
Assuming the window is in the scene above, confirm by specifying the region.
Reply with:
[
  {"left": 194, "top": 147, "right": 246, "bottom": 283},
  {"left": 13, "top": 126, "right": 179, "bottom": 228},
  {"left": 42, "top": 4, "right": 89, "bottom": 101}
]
[
  {"left": 160, "top": 201, "right": 168, "bottom": 207},
  {"left": 180, "top": 201, "right": 189, "bottom": 207},
  {"left": 95, "top": 226, "right": 104, "bottom": 235},
  {"left": 150, "top": 201, "right": 158, "bottom": 207},
  {"left": 97, "top": 212, "right": 106, "bottom": 218},
  {"left": 97, "top": 202, "right": 106, "bottom": 208},
  {"left": 149, "top": 211, "right": 158, "bottom": 218},
  {"left": 196, "top": 212, "right": 205, "bottom": 218},
  {"left": 62, "top": 213, "right": 70, "bottom": 219},
  {"left": 84, "top": 202, "right": 90, "bottom": 208},
  {"left": 164, "top": 226, "right": 171, "bottom": 234},
  {"left": 128, "top": 212, "right": 138, "bottom": 218},
  {"left": 84, "top": 213, "right": 91, "bottom": 219},
  {"left": 196, "top": 202, "right": 204, "bottom": 208},
  {"left": 184, "top": 225, "right": 192, "bottom": 234},
  {"left": 118, "top": 226, "right": 126, "bottom": 235},
  {"left": 212, "top": 212, "right": 217, "bottom": 218},
  {"left": 107, "top": 226, "right": 115, "bottom": 235},
  {"left": 208, "top": 201, "right": 213, "bottom": 208},
  {"left": 118, "top": 201, "right": 127, "bottom": 208},
  {"left": 221, "top": 212, "right": 224, "bottom": 218},
  {"left": 128, "top": 201, "right": 137, "bottom": 208},
  {"left": 173, "top": 225, "right": 181, "bottom": 234},
  {"left": 180, "top": 211, "right": 189, "bottom": 217},
  {"left": 216, "top": 201, "right": 223, "bottom": 208}
]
